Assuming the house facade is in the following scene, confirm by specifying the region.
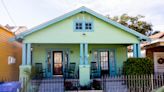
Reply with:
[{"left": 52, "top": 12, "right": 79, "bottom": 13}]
[
  {"left": 0, "top": 25, "right": 22, "bottom": 81},
  {"left": 145, "top": 32, "right": 164, "bottom": 73},
  {"left": 16, "top": 7, "right": 148, "bottom": 86}
]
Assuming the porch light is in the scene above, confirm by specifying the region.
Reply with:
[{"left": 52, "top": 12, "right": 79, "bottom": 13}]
[
  {"left": 31, "top": 47, "right": 33, "bottom": 51},
  {"left": 82, "top": 33, "right": 86, "bottom": 36}
]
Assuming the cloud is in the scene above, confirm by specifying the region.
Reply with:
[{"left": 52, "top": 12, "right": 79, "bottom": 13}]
[{"left": 0, "top": 0, "right": 164, "bottom": 31}]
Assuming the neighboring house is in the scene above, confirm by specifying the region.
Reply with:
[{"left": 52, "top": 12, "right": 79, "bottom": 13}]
[
  {"left": 128, "top": 32, "right": 164, "bottom": 58},
  {"left": 5, "top": 24, "right": 27, "bottom": 35},
  {"left": 0, "top": 25, "right": 22, "bottom": 81},
  {"left": 15, "top": 7, "right": 148, "bottom": 86},
  {"left": 128, "top": 41, "right": 147, "bottom": 58},
  {"left": 145, "top": 32, "right": 164, "bottom": 73}
]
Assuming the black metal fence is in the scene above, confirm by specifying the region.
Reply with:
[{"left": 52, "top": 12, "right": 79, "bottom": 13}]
[
  {"left": 26, "top": 73, "right": 164, "bottom": 92},
  {"left": 30, "top": 78, "right": 64, "bottom": 92}
]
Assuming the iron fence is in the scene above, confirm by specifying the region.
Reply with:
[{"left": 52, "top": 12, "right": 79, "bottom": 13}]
[
  {"left": 30, "top": 78, "right": 64, "bottom": 92},
  {"left": 102, "top": 73, "right": 164, "bottom": 92},
  {"left": 19, "top": 73, "right": 164, "bottom": 92}
]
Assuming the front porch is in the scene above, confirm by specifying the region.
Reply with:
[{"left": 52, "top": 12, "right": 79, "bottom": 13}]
[{"left": 20, "top": 43, "right": 141, "bottom": 84}]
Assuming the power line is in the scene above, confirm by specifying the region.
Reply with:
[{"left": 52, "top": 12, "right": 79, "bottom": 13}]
[{"left": 1, "top": 0, "right": 17, "bottom": 26}]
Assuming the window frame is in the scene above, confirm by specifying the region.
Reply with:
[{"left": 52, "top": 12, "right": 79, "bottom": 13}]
[
  {"left": 73, "top": 20, "right": 94, "bottom": 32},
  {"left": 91, "top": 49, "right": 117, "bottom": 76},
  {"left": 85, "top": 21, "right": 93, "bottom": 32}
]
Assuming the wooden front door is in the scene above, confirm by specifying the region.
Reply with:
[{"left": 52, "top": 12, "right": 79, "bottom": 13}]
[{"left": 53, "top": 51, "right": 63, "bottom": 75}]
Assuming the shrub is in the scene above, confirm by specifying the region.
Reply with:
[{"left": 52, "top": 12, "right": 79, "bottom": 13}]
[{"left": 123, "top": 58, "right": 153, "bottom": 75}]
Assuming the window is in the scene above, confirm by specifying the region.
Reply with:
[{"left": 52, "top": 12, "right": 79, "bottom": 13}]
[
  {"left": 74, "top": 20, "right": 93, "bottom": 32},
  {"left": 85, "top": 22, "right": 92, "bottom": 30},
  {"left": 8, "top": 56, "right": 16, "bottom": 64},
  {"left": 100, "top": 51, "right": 109, "bottom": 70},
  {"left": 75, "top": 22, "right": 82, "bottom": 30}
]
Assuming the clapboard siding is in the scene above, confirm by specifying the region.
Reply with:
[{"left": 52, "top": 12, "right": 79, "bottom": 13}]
[{"left": 0, "top": 26, "right": 22, "bottom": 81}]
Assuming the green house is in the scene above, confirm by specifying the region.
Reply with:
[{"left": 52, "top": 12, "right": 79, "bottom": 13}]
[{"left": 16, "top": 7, "right": 148, "bottom": 86}]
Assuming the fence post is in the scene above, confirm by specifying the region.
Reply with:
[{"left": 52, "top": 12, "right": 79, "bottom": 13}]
[{"left": 151, "top": 74, "right": 154, "bottom": 91}]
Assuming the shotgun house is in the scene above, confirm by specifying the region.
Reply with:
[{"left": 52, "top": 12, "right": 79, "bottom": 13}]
[{"left": 15, "top": 7, "right": 148, "bottom": 86}]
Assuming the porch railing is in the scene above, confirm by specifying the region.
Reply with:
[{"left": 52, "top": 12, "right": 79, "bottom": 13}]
[{"left": 21, "top": 73, "right": 164, "bottom": 92}]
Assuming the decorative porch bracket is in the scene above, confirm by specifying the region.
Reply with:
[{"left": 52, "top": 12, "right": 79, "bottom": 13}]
[
  {"left": 133, "top": 43, "right": 141, "bottom": 58},
  {"left": 79, "top": 43, "right": 90, "bottom": 86}
]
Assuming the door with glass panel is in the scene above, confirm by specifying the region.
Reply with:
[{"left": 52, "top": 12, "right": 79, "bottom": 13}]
[
  {"left": 100, "top": 51, "right": 109, "bottom": 75},
  {"left": 92, "top": 50, "right": 116, "bottom": 76},
  {"left": 53, "top": 51, "right": 63, "bottom": 75},
  {"left": 91, "top": 51, "right": 100, "bottom": 78}
]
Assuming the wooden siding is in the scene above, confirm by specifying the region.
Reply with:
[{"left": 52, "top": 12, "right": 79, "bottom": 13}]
[
  {"left": 146, "top": 46, "right": 164, "bottom": 61},
  {"left": 0, "top": 27, "right": 22, "bottom": 81},
  {"left": 24, "top": 13, "right": 139, "bottom": 44}
]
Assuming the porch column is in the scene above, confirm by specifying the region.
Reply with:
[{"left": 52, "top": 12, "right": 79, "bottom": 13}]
[
  {"left": 22, "top": 43, "right": 27, "bottom": 65},
  {"left": 133, "top": 44, "right": 137, "bottom": 57},
  {"left": 80, "top": 43, "right": 84, "bottom": 65},
  {"left": 136, "top": 43, "right": 141, "bottom": 57},
  {"left": 27, "top": 43, "right": 31, "bottom": 65},
  {"left": 20, "top": 43, "right": 32, "bottom": 92},
  {"left": 79, "top": 43, "right": 90, "bottom": 86},
  {"left": 84, "top": 43, "right": 88, "bottom": 65},
  {"left": 133, "top": 43, "right": 141, "bottom": 58}
]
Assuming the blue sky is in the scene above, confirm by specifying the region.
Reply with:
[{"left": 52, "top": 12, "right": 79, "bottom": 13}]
[{"left": 0, "top": 0, "right": 164, "bottom": 31}]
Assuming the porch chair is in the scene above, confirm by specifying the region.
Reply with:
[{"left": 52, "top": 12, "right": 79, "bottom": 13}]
[
  {"left": 35, "top": 63, "right": 46, "bottom": 79},
  {"left": 91, "top": 62, "right": 99, "bottom": 78},
  {"left": 67, "top": 62, "right": 76, "bottom": 78}
]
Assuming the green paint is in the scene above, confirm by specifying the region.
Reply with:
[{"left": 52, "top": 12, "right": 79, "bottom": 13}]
[
  {"left": 32, "top": 44, "right": 80, "bottom": 73},
  {"left": 88, "top": 44, "right": 127, "bottom": 74},
  {"left": 79, "top": 65, "right": 90, "bottom": 86},
  {"left": 32, "top": 44, "right": 127, "bottom": 75},
  {"left": 24, "top": 13, "right": 139, "bottom": 44}
]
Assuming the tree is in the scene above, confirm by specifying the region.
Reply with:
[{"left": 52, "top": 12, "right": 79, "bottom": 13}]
[{"left": 107, "top": 14, "right": 153, "bottom": 36}]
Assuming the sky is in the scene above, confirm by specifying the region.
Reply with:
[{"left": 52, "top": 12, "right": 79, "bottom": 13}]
[{"left": 0, "top": 0, "right": 164, "bottom": 31}]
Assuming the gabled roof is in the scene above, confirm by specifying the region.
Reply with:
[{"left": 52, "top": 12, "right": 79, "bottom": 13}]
[
  {"left": 17, "top": 6, "right": 148, "bottom": 40},
  {"left": 0, "top": 25, "right": 13, "bottom": 34},
  {"left": 149, "top": 32, "right": 164, "bottom": 39}
]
